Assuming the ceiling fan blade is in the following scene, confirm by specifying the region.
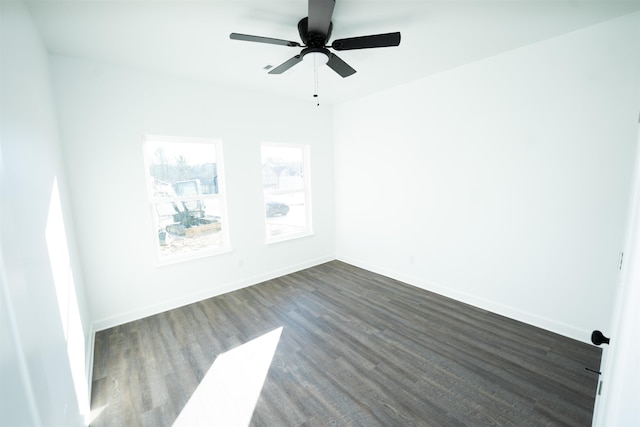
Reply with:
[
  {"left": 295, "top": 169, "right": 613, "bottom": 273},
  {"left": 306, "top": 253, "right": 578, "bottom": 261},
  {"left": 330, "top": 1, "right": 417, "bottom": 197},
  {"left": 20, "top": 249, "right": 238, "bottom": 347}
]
[
  {"left": 308, "top": 0, "right": 335, "bottom": 37},
  {"left": 230, "top": 33, "right": 301, "bottom": 47},
  {"left": 331, "top": 32, "right": 401, "bottom": 51},
  {"left": 268, "top": 55, "right": 304, "bottom": 74},
  {"left": 326, "top": 53, "right": 356, "bottom": 78}
]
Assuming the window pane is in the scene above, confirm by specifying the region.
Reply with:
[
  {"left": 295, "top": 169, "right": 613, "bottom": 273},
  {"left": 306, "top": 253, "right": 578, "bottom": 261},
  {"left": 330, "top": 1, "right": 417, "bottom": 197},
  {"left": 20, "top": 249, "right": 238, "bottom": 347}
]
[
  {"left": 145, "top": 138, "right": 228, "bottom": 262},
  {"left": 147, "top": 141, "right": 219, "bottom": 195},
  {"left": 262, "top": 144, "right": 311, "bottom": 241}
]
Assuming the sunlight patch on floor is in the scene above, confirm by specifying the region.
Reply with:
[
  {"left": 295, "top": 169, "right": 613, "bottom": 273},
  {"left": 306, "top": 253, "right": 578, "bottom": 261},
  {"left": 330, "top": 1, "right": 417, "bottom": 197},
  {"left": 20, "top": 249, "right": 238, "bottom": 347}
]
[
  {"left": 173, "top": 327, "right": 283, "bottom": 427},
  {"left": 87, "top": 403, "right": 108, "bottom": 425}
]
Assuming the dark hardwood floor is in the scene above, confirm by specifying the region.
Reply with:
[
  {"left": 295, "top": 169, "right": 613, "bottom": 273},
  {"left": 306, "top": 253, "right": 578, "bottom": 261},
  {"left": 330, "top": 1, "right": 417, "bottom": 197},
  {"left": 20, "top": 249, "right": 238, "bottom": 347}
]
[{"left": 90, "top": 261, "right": 601, "bottom": 426}]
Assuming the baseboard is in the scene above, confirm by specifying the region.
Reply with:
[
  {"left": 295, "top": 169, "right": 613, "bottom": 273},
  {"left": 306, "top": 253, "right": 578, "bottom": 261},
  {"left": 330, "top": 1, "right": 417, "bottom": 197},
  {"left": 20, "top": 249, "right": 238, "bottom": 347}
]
[
  {"left": 91, "top": 254, "right": 593, "bottom": 340},
  {"left": 336, "top": 256, "right": 592, "bottom": 344},
  {"left": 92, "top": 255, "right": 334, "bottom": 332}
]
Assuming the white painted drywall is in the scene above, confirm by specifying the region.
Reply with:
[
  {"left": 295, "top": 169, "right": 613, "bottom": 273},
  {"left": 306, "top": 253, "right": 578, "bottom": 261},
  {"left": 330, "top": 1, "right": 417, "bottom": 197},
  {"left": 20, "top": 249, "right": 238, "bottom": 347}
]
[
  {"left": 0, "top": 1, "right": 93, "bottom": 424},
  {"left": 334, "top": 12, "right": 640, "bottom": 343},
  {"left": 50, "top": 56, "right": 335, "bottom": 329}
]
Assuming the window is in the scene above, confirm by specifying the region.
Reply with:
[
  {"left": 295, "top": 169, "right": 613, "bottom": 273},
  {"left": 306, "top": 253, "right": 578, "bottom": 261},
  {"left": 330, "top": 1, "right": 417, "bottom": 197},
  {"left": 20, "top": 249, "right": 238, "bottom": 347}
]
[
  {"left": 144, "top": 136, "right": 229, "bottom": 263},
  {"left": 261, "top": 143, "right": 312, "bottom": 243}
]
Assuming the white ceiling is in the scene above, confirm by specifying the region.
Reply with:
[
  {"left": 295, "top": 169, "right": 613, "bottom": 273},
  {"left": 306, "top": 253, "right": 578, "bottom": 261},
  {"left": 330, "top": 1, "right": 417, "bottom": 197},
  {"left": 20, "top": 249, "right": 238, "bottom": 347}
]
[{"left": 27, "top": 0, "right": 640, "bottom": 105}]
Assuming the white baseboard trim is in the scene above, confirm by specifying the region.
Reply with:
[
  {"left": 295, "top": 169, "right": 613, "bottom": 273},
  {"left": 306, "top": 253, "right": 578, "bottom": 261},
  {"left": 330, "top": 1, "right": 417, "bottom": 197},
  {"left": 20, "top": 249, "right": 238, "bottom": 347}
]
[
  {"left": 336, "top": 256, "right": 592, "bottom": 344},
  {"left": 91, "top": 254, "right": 592, "bottom": 341},
  {"left": 92, "top": 255, "right": 334, "bottom": 332}
]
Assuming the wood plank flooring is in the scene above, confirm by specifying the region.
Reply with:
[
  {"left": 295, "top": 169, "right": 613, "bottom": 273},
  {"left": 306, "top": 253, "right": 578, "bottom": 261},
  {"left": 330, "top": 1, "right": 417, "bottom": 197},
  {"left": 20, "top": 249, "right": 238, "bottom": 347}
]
[{"left": 90, "top": 261, "right": 602, "bottom": 426}]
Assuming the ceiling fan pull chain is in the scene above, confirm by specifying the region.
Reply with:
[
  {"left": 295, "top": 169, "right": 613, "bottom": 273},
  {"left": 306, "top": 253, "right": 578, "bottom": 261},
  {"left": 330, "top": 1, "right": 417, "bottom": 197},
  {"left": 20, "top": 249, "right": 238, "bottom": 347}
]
[{"left": 313, "top": 54, "right": 320, "bottom": 106}]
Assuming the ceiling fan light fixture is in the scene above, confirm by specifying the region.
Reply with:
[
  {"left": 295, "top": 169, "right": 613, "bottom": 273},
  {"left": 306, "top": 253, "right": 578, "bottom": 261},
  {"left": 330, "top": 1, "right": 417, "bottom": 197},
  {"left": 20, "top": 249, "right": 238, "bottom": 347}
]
[{"left": 303, "top": 51, "right": 329, "bottom": 66}]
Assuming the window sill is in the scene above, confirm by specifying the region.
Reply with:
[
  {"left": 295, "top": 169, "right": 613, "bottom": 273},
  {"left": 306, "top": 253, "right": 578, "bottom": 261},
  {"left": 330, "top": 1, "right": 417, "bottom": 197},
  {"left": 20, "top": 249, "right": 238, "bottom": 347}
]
[{"left": 265, "top": 231, "right": 314, "bottom": 245}]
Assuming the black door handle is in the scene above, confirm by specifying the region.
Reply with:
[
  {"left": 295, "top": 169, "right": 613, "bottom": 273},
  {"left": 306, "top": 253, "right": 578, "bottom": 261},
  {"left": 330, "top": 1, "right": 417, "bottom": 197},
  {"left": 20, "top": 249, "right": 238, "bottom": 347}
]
[{"left": 591, "top": 330, "right": 610, "bottom": 346}]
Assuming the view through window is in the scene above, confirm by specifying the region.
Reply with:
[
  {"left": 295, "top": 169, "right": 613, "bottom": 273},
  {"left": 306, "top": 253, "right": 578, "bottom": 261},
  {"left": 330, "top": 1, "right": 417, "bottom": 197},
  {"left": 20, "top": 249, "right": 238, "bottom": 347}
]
[
  {"left": 261, "top": 144, "right": 312, "bottom": 242},
  {"left": 144, "top": 136, "right": 229, "bottom": 262}
]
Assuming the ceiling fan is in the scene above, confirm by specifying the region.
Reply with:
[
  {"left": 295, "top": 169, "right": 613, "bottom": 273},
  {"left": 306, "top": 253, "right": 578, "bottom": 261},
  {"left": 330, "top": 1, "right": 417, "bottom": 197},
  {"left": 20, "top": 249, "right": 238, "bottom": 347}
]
[{"left": 229, "top": 0, "right": 401, "bottom": 78}]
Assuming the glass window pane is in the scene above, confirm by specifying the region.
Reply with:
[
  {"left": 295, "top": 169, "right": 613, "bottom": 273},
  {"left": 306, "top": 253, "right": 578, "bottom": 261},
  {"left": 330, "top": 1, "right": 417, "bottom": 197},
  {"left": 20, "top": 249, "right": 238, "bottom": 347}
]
[
  {"left": 261, "top": 144, "right": 311, "bottom": 242},
  {"left": 262, "top": 145, "right": 305, "bottom": 192},
  {"left": 144, "top": 137, "right": 228, "bottom": 262},
  {"left": 146, "top": 141, "right": 219, "bottom": 194}
]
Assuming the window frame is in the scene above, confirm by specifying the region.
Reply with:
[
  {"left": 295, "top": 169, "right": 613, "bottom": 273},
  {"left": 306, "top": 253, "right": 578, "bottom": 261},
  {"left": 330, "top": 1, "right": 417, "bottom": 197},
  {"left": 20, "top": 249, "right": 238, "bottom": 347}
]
[
  {"left": 143, "top": 135, "right": 231, "bottom": 265},
  {"left": 261, "top": 142, "right": 313, "bottom": 244}
]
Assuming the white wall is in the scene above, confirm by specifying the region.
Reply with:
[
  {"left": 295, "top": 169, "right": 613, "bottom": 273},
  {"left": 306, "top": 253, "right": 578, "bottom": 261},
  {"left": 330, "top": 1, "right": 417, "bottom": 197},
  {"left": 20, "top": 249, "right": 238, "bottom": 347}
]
[
  {"left": 50, "top": 56, "right": 335, "bottom": 330},
  {"left": 334, "top": 12, "right": 640, "bottom": 343},
  {"left": 0, "top": 1, "right": 92, "bottom": 425}
]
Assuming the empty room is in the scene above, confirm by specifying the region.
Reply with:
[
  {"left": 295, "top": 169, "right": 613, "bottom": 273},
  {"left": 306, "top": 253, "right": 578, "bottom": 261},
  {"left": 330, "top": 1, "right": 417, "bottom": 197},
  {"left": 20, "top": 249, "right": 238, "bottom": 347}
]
[{"left": 1, "top": 0, "right": 639, "bottom": 426}]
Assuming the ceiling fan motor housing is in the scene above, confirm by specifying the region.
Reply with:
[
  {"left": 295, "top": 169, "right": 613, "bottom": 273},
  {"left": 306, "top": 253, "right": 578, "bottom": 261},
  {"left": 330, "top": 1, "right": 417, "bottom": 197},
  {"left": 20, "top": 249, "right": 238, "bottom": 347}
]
[{"left": 298, "top": 17, "right": 332, "bottom": 47}]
